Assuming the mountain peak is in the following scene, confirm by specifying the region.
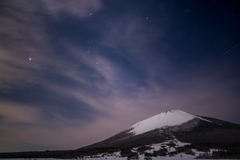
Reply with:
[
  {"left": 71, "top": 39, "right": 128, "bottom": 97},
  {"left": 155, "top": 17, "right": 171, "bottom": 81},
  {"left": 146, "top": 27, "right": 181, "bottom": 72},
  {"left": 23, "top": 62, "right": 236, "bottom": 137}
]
[
  {"left": 129, "top": 109, "right": 210, "bottom": 135},
  {"left": 160, "top": 109, "right": 182, "bottom": 114}
]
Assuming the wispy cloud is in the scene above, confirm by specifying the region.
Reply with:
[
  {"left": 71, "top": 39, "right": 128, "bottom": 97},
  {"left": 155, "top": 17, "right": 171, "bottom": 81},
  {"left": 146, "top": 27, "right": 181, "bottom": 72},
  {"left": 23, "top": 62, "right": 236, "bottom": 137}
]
[{"left": 42, "top": 0, "right": 102, "bottom": 18}]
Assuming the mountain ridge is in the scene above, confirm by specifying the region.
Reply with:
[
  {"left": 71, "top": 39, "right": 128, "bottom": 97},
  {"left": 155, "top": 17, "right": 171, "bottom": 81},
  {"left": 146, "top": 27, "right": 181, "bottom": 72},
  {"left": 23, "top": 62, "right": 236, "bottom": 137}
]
[{"left": 82, "top": 109, "right": 240, "bottom": 149}]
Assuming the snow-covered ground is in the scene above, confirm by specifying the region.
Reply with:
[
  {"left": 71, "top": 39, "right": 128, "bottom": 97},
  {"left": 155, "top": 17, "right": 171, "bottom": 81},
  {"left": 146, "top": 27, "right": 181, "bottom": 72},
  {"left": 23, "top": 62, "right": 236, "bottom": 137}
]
[
  {"left": 80, "top": 138, "right": 229, "bottom": 160},
  {"left": 0, "top": 157, "right": 237, "bottom": 160},
  {"left": 48, "top": 139, "right": 230, "bottom": 160},
  {"left": 142, "top": 138, "right": 191, "bottom": 154},
  {"left": 1, "top": 138, "right": 230, "bottom": 160}
]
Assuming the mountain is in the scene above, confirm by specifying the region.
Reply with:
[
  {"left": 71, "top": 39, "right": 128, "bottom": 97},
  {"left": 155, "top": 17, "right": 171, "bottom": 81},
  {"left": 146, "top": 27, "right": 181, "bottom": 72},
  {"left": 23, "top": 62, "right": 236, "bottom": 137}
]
[
  {"left": 83, "top": 110, "right": 240, "bottom": 148},
  {"left": 1, "top": 109, "right": 240, "bottom": 159}
]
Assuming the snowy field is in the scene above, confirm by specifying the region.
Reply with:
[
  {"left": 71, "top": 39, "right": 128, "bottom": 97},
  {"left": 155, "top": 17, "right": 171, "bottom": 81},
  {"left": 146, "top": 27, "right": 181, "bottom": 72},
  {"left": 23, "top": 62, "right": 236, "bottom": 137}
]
[
  {"left": 0, "top": 157, "right": 238, "bottom": 160},
  {"left": 0, "top": 139, "right": 232, "bottom": 160}
]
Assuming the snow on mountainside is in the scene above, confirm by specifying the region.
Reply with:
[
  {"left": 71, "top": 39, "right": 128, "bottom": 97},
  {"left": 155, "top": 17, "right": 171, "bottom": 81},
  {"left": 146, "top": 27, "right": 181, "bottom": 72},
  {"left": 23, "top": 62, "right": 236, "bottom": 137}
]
[{"left": 129, "top": 110, "right": 211, "bottom": 135}]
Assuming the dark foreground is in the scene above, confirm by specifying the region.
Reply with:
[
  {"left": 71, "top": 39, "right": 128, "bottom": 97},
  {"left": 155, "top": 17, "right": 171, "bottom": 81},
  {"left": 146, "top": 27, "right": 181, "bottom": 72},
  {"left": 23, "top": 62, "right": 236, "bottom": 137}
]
[{"left": 1, "top": 141, "right": 240, "bottom": 159}]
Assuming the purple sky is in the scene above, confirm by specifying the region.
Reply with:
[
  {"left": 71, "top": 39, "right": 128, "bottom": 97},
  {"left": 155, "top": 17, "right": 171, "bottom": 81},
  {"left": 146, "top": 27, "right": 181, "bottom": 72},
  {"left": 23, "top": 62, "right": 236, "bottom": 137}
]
[{"left": 0, "top": 0, "right": 240, "bottom": 152}]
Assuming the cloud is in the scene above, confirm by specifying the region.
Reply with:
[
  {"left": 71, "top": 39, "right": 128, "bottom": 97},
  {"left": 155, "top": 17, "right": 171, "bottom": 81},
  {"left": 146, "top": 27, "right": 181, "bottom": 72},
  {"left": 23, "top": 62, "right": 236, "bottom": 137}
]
[
  {"left": 0, "top": 100, "right": 115, "bottom": 151},
  {"left": 64, "top": 42, "right": 240, "bottom": 127},
  {"left": 0, "top": 101, "right": 42, "bottom": 125},
  {"left": 101, "top": 14, "right": 165, "bottom": 56},
  {"left": 0, "top": 0, "right": 103, "bottom": 90},
  {"left": 0, "top": 1, "right": 107, "bottom": 151},
  {"left": 42, "top": 0, "right": 102, "bottom": 18},
  {"left": 0, "top": 1, "right": 53, "bottom": 89}
]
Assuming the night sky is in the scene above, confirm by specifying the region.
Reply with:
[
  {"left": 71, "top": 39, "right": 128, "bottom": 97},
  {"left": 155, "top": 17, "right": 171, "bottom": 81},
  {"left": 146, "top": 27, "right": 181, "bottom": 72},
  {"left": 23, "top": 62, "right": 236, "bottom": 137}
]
[{"left": 0, "top": 0, "right": 240, "bottom": 152}]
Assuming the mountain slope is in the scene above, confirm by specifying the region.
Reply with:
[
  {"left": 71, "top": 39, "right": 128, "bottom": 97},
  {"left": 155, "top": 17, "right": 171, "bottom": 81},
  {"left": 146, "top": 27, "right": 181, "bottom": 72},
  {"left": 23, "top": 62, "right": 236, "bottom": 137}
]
[{"left": 83, "top": 110, "right": 240, "bottom": 148}]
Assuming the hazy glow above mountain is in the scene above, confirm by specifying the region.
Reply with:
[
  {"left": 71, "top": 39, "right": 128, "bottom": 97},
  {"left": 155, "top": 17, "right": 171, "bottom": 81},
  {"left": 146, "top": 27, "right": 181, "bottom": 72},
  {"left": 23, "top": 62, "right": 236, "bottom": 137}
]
[{"left": 129, "top": 110, "right": 211, "bottom": 135}]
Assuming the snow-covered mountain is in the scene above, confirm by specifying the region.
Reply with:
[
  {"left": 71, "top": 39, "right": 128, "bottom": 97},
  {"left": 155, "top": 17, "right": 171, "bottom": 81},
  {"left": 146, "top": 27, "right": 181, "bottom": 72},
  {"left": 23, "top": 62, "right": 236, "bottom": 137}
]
[
  {"left": 84, "top": 110, "right": 240, "bottom": 148},
  {"left": 1, "top": 110, "right": 240, "bottom": 159},
  {"left": 129, "top": 110, "right": 211, "bottom": 135}
]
